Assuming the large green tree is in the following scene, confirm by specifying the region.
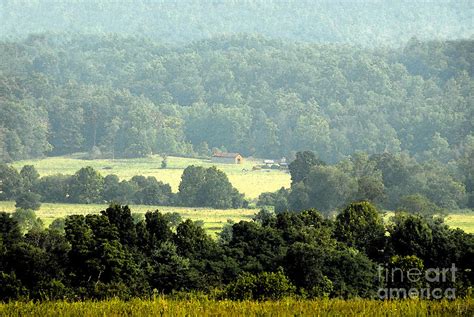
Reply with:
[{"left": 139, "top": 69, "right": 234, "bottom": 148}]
[
  {"left": 178, "top": 166, "right": 244, "bottom": 209},
  {"left": 334, "top": 202, "right": 386, "bottom": 260},
  {"left": 68, "top": 167, "right": 104, "bottom": 203}
]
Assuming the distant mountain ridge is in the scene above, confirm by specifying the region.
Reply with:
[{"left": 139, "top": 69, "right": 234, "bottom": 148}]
[{"left": 0, "top": 1, "right": 472, "bottom": 47}]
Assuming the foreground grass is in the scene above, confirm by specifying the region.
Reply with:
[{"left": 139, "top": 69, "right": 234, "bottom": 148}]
[
  {"left": 1, "top": 298, "right": 472, "bottom": 317},
  {"left": 12, "top": 155, "right": 291, "bottom": 199},
  {"left": 0, "top": 201, "right": 256, "bottom": 237}
]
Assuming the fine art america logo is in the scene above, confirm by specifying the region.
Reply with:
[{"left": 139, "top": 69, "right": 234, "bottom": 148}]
[{"left": 377, "top": 263, "right": 458, "bottom": 299}]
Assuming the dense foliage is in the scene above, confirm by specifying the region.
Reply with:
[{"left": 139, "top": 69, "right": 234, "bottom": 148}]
[
  {"left": 0, "top": 164, "right": 245, "bottom": 209},
  {"left": 178, "top": 166, "right": 246, "bottom": 209},
  {"left": 0, "top": 34, "right": 472, "bottom": 165},
  {"left": 0, "top": 202, "right": 472, "bottom": 301},
  {"left": 258, "top": 150, "right": 472, "bottom": 212}
]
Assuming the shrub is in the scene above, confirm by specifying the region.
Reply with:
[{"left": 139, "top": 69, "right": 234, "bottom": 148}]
[
  {"left": 11, "top": 209, "right": 43, "bottom": 233},
  {"left": 161, "top": 156, "right": 168, "bottom": 169},
  {"left": 15, "top": 191, "right": 41, "bottom": 210},
  {"left": 397, "top": 194, "right": 443, "bottom": 217},
  {"left": 226, "top": 270, "right": 296, "bottom": 300},
  {"left": 0, "top": 272, "right": 26, "bottom": 301}
]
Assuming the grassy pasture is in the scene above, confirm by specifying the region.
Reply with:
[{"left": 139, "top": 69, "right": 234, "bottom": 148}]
[
  {"left": 1, "top": 298, "right": 472, "bottom": 316},
  {"left": 1, "top": 201, "right": 472, "bottom": 235},
  {"left": 382, "top": 211, "right": 474, "bottom": 234},
  {"left": 11, "top": 155, "right": 291, "bottom": 199},
  {"left": 444, "top": 213, "right": 474, "bottom": 234},
  {"left": 0, "top": 201, "right": 256, "bottom": 237}
]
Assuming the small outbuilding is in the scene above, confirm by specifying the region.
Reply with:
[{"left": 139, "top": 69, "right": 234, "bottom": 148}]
[{"left": 211, "top": 152, "right": 243, "bottom": 164}]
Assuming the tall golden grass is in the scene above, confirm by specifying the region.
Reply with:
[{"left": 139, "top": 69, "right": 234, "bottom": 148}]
[{"left": 1, "top": 298, "right": 473, "bottom": 317}]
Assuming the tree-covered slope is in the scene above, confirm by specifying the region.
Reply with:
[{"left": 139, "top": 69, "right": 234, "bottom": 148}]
[{"left": 0, "top": 34, "right": 472, "bottom": 163}]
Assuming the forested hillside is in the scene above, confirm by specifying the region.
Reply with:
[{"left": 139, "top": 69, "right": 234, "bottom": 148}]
[
  {"left": 0, "top": 34, "right": 472, "bottom": 164},
  {"left": 1, "top": 1, "right": 472, "bottom": 46}
]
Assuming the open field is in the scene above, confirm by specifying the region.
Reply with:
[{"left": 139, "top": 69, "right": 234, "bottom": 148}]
[
  {"left": 382, "top": 211, "right": 474, "bottom": 234},
  {"left": 12, "top": 155, "right": 291, "bottom": 199},
  {"left": 0, "top": 201, "right": 256, "bottom": 237},
  {"left": 1, "top": 298, "right": 472, "bottom": 317},
  {"left": 1, "top": 201, "right": 473, "bottom": 235},
  {"left": 444, "top": 213, "right": 474, "bottom": 234}
]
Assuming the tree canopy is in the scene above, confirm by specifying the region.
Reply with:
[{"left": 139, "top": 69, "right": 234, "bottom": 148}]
[
  {"left": 1, "top": 202, "right": 472, "bottom": 300},
  {"left": 0, "top": 35, "right": 472, "bottom": 165}
]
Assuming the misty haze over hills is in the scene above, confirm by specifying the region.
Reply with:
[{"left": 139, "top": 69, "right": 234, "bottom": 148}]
[{"left": 1, "top": 1, "right": 473, "bottom": 46}]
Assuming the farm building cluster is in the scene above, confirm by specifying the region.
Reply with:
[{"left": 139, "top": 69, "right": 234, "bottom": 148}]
[
  {"left": 261, "top": 157, "right": 288, "bottom": 169},
  {"left": 211, "top": 152, "right": 288, "bottom": 170}
]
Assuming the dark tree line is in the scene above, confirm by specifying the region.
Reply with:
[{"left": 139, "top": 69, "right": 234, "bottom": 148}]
[
  {"left": 1, "top": 202, "right": 472, "bottom": 301},
  {"left": 0, "top": 164, "right": 246, "bottom": 210},
  {"left": 258, "top": 150, "right": 473, "bottom": 212}
]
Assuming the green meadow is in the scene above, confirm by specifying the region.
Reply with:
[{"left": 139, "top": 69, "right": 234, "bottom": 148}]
[
  {"left": 5, "top": 155, "right": 474, "bottom": 235},
  {"left": 1, "top": 201, "right": 473, "bottom": 235},
  {"left": 444, "top": 213, "right": 474, "bottom": 234},
  {"left": 11, "top": 155, "right": 291, "bottom": 199},
  {"left": 381, "top": 211, "right": 474, "bottom": 234},
  {"left": 0, "top": 201, "right": 256, "bottom": 237}
]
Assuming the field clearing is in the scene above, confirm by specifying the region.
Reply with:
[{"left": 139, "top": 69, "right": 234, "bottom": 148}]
[
  {"left": 0, "top": 201, "right": 256, "bottom": 237},
  {"left": 1, "top": 201, "right": 473, "bottom": 235},
  {"left": 444, "top": 213, "right": 474, "bottom": 234},
  {"left": 382, "top": 211, "right": 474, "bottom": 234},
  {"left": 0, "top": 298, "right": 472, "bottom": 316},
  {"left": 12, "top": 155, "right": 291, "bottom": 199}
]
